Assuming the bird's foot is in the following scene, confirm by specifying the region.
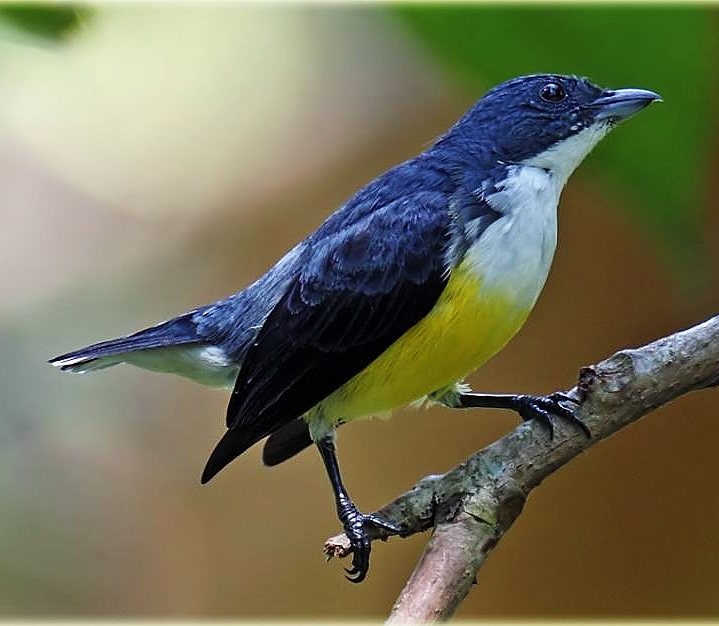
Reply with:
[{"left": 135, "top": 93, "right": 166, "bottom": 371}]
[
  {"left": 339, "top": 505, "right": 400, "bottom": 583},
  {"left": 515, "top": 392, "right": 590, "bottom": 439}
]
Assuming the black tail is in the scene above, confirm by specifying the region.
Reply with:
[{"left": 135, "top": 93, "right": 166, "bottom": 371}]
[
  {"left": 201, "top": 418, "right": 314, "bottom": 483},
  {"left": 201, "top": 426, "right": 268, "bottom": 484},
  {"left": 262, "top": 419, "right": 314, "bottom": 466},
  {"left": 49, "top": 311, "right": 201, "bottom": 373}
]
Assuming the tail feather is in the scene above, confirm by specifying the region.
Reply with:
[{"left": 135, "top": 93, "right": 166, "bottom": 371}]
[
  {"left": 49, "top": 312, "right": 202, "bottom": 373},
  {"left": 201, "top": 417, "right": 309, "bottom": 482},
  {"left": 202, "top": 424, "right": 271, "bottom": 484},
  {"left": 262, "top": 419, "right": 314, "bottom": 466}
]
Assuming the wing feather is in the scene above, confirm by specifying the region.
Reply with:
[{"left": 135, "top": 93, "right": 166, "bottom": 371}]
[
  {"left": 202, "top": 164, "right": 505, "bottom": 480},
  {"left": 201, "top": 193, "right": 450, "bottom": 482}
]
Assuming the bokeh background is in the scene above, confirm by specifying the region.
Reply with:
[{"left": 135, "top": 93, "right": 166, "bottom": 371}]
[{"left": 1, "top": 3, "right": 718, "bottom": 619}]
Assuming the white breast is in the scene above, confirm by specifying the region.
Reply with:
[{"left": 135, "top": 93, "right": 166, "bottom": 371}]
[{"left": 465, "top": 164, "right": 561, "bottom": 308}]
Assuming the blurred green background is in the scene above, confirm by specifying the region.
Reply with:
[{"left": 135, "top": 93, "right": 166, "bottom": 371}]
[{"left": 1, "top": 3, "right": 718, "bottom": 618}]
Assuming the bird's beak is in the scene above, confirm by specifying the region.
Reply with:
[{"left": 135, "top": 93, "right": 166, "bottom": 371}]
[{"left": 590, "top": 88, "right": 662, "bottom": 123}]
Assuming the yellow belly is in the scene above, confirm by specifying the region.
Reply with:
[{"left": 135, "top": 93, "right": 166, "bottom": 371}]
[{"left": 316, "top": 262, "right": 533, "bottom": 424}]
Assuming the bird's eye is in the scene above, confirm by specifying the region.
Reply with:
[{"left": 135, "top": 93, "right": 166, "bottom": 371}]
[{"left": 539, "top": 82, "right": 566, "bottom": 103}]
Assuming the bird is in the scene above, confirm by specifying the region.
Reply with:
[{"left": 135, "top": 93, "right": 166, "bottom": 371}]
[{"left": 50, "top": 74, "right": 660, "bottom": 583}]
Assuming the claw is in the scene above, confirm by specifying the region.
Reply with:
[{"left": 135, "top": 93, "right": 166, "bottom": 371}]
[
  {"left": 550, "top": 391, "right": 580, "bottom": 405},
  {"left": 517, "top": 393, "right": 590, "bottom": 439},
  {"left": 363, "top": 513, "right": 402, "bottom": 536},
  {"left": 317, "top": 435, "right": 402, "bottom": 584},
  {"left": 344, "top": 531, "right": 370, "bottom": 583},
  {"left": 338, "top": 508, "right": 398, "bottom": 583},
  {"left": 345, "top": 558, "right": 366, "bottom": 583}
]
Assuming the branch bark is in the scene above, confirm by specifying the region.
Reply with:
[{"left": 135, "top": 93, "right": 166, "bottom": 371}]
[{"left": 324, "top": 314, "right": 719, "bottom": 622}]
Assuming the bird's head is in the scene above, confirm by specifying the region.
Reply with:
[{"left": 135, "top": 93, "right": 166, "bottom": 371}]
[{"left": 447, "top": 74, "right": 661, "bottom": 183}]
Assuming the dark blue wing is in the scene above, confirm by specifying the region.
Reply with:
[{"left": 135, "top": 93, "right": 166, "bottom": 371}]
[
  {"left": 200, "top": 191, "right": 451, "bottom": 482},
  {"left": 200, "top": 157, "right": 505, "bottom": 481}
]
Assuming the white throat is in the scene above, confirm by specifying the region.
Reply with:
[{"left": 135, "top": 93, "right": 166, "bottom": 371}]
[
  {"left": 464, "top": 164, "right": 559, "bottom": 308},
  {"left": 462, "top": 122, "right": 613, "bottom": 309},
  {"left": 522, "top": 122, "right": 611, "bottom": 185}
]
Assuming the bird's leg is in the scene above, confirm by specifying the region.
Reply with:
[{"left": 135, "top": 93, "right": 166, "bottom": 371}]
[
  {"left": 316, "top": 435, "right": 400, "bottom": 583},
  {"left": 453, "top": 391, "right": 591, "bottom": 439}
]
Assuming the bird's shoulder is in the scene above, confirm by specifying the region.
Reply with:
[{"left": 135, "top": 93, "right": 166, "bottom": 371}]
[
  {"left": 301, "top": 151, "right": 507, "bottom": 274},
  {"left": 309, "top": 154, "right": 455, "bottom": 240}
]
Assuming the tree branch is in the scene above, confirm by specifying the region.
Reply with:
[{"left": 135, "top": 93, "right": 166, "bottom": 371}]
[{"left": 324, "top": 314, "right": 719, "bottom": 622}]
